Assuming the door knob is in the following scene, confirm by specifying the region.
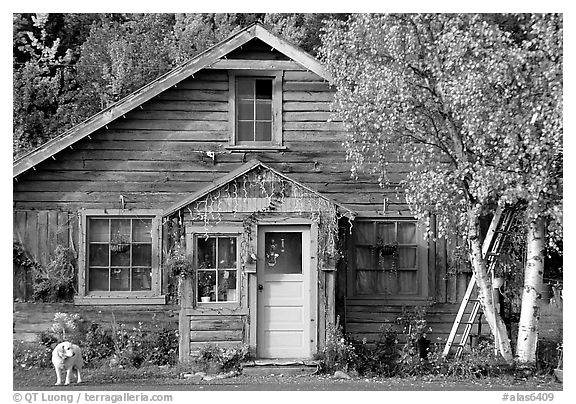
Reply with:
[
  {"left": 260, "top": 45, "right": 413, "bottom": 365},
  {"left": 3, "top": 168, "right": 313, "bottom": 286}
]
[{"left": 258, "top": 284, "right": 264, "bottom": 291}]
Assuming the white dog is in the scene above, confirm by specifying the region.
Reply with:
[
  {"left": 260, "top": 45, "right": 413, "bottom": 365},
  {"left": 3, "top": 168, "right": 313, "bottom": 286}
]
[{"left": 51, "top": 341, "right": 83, "bottom": 385}]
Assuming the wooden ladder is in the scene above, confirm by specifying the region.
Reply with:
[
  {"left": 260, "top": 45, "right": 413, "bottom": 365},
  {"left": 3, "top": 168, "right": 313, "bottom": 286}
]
[{"left": 442, "top": 206, "right": 516, "bottom": 359}]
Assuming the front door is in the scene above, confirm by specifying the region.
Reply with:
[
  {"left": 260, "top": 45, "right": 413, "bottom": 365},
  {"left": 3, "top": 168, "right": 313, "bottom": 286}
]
[{"left": 256, "top": 225, "right": 311, "bottom": 358}]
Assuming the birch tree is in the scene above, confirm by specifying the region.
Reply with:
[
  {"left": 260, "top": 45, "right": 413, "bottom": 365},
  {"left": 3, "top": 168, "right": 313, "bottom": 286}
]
[{"left": 321, "top": 13, "right": 562, "bottom": 363}]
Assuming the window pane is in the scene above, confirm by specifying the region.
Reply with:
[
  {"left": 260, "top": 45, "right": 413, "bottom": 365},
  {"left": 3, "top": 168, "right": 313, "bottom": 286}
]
[
  {"left": 198, "top": 270, "right": 216, "bottom": 301},
  {"left": 110, "top": 267, "right": 130, "bottom": 291},
  {"left": 238, "top": 121, "right": 254, "bottom": 142},
  {"left": 379, "top": 253, "right": 395, "bottom": 270},
  {"left": 355, "top": 222, "right": 374, "bottom": 244},
  {"left": 89, "top": 244, "right": 109, "bottom": 266},
  {"left": 132, "top": 268, "right": 151, "bottom": 291},
  {"left": 132, "top": 219, "right": 152, "bottom": 243},
  {"left": 237, "top": 78, "right": 253, "bottom": 97},
  {"left": 355, "top": 246, "right": 374, "bottom": 269},
  {"left": 89, "top": 268, "right": 109, "bottom": 291},
  {"left": 111, "top": 245, "right": 130, "bottom": 266},
  {"left": 377, "top": 222, "right": 395, "bottom": 244},
  {"left": 398, "top": 222, "right": 417, "bottom": 244},
  {"left": 398, "top": 247, "right": 417, "bottom": 269},
  {"left": 132, "top": 244, "right": 152, "bottom": 266},
  {"left": 255, "top": 122, "right": 272, "bottom": 141},
  {"left": 111, "top": 219, "right": 131, "bottom": 244},
  {"left": 218, "top": 237, "right": 237, "bottom": 268},
  {"left": 89, "top": 219, "right": 109, "bottom": 242},
  {"left": 356, "top": 270, "right": 377, "bottom": 295},
  {"left": 198, "top": 237, "right": 216, "bottom": 269},
  {"left": 265, "top": 232, "right": 302, "bottom": 273},
  {"left": 255, "top": 79, "right": 272, "bottom": 99},
  {"left": 218, "top": 270, "right": 237, "bottom": 301},
  {"left": 255, "top": 100, "right": 272, "bottom": 120},
  {"left": 238, "top": 100, "right": 254, "bottom": 120}
]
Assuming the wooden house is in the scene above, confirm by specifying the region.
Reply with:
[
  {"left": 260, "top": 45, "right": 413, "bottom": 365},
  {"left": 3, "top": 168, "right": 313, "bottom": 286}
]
[{"left": 13, "top": 23, "right": 473, "bottom": 361}]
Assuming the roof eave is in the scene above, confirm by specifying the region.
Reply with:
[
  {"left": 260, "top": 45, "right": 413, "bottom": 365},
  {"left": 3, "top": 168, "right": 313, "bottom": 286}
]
[
  {"left": 163, "top": 159, "right": 357, "bottom": 219},
  {"left": 13, "top": 23, "right": 333, "bottom": 178}
]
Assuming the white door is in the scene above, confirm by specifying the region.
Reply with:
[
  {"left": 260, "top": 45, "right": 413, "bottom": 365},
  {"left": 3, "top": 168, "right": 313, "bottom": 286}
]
[{"left": 257, "top": 226, "right": 311, "bottom": 358}]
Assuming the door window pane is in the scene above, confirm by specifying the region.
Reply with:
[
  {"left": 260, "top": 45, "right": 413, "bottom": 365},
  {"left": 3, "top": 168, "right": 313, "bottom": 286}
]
[{"left": 264, "top": 232, "right": 302, "bottom": 274}]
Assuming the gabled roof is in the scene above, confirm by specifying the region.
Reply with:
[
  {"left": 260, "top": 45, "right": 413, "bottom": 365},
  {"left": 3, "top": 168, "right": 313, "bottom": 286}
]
[
  {"left": 13, "top": 23, "right": 332, "bottom": 178},
  {"left": 163, "top": 159, "right": 356, "bottom": 219}
]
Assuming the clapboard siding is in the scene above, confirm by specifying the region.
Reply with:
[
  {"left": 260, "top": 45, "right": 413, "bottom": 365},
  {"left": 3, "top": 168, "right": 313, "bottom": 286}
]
[
  {"left": 13, "top": 302, "right": 178, "bottom": 342},
  {"left": 13, "top": 210, "right": 77, "bottom": 267},
  {"left": 344, "top": 301, "right": 490, "bottom": 345}
]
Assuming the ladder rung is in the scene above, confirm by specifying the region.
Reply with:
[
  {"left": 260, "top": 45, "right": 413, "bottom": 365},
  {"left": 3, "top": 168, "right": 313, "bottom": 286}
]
[{"left": 486, "top": 252, "right": 501, "bottom": 257}]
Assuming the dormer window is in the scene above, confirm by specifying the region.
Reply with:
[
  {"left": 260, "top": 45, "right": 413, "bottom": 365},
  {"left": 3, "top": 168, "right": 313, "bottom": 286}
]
[
  {"left": 228, "top": 71, "right": 283, "bottom": 149},
  {"left": 237, "top": 77, "right": 273, "bottom": 142}
]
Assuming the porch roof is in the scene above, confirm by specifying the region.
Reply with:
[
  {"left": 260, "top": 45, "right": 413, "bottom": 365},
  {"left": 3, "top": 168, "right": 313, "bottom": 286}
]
[{"left": 163, "top": 159, "right": 357, "bottom": 219}]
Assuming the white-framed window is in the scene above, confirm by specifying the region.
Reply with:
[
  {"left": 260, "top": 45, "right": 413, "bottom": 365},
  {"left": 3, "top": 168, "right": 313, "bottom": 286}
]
[
  {"left": 195, "top": 234, "right": 240, "bottom": 304},
  {"left": 228, "top": 71, "right": 283, "bottom": 149},
  {"left": 75, "top": 209, "right": 164, "bottom": 305}
]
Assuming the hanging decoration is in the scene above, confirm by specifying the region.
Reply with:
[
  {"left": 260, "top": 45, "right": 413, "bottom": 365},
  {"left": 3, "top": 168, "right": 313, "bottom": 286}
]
[{"left": 177, "top": 166, "right": 354, "bottom": 269}]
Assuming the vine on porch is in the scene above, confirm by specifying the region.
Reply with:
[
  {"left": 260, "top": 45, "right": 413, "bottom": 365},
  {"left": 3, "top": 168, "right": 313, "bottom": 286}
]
[{"left": 180, "top": 167, "right": 354, "bottom": 269}]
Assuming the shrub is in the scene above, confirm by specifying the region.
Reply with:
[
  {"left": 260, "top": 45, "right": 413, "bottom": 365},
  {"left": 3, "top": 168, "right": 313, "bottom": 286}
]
[
  {"left": 536, "top": 339, "right": 562, "bottom": 374},
  {"left": 81, "top": 322, "right": 115, "bottom": 366},
  {"left": 195, "top": 344, "right": 250, "bottom": 373},
  {"left": 32, "top": 246, "right": 76, "bottom": 302},
  {"left": 431, "top": 338, "right": 512, "bottom": 379},
  {"left": 395, "top": 306, "right": 433, "bottom": 376},
  {"left": 110, "top": 321, "right": 178, "bottom": 368},
  {"left": 317, "top": 316, "right": 358, "bottom": 373},
  {"left": 351, "top": 326, "right": 399, "bottom": 376},
  {"left": 13, "top": 341, "right": 52, "bottom": 369}
]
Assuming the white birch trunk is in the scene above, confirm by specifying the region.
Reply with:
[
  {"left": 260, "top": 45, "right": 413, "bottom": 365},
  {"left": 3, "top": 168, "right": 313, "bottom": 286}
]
[
  {"left": 516, "top": 216, "right": 546, "bottom": 364},
  {"left": 468, "top": 212, "right": 514, "bottom": 363}
]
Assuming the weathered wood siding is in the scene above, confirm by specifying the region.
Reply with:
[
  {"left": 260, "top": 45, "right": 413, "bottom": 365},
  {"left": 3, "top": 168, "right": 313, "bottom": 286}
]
[
  {"left": 13, "top": 210, "right": 79, "bottom": 301},
  {"left": 12, "top": 41, "right": 461, "bottom": 353},
  {"left": 13, "top": 67, "right": 408, "bottom": 215},
  {"left": 13, "top": 302, "right": 178, "bottom": 342}
]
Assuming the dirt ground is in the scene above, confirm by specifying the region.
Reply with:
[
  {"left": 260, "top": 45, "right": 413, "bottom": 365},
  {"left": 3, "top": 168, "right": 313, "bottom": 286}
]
[{"left": 13, "top": 366, "right": 562, "bottom": 391}]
